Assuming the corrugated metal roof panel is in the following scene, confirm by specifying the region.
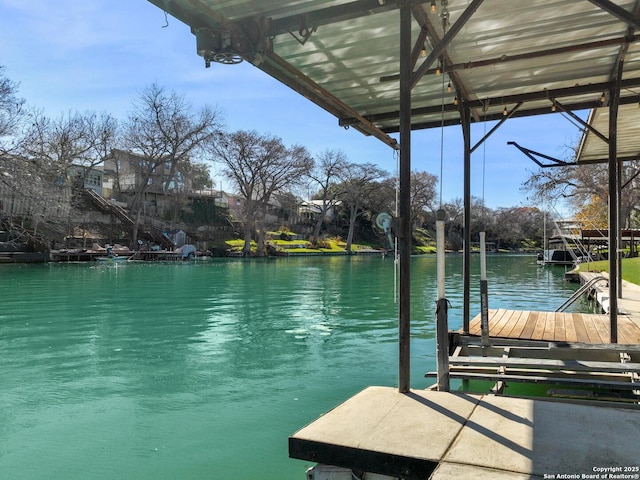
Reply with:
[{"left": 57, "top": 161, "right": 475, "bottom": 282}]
[
  {"left": 578, "top": 103, "right": 640, "bottom": 163},
  {"left": 147, "top": 0, "right": 640, "bottom": 151}
]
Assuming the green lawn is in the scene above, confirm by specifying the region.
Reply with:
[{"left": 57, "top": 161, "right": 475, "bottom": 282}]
[
  {"left": 225, "top": 236, "right": 377, "bottom": 254},
  {"left": 576, "top": 256, "right": 640, "bottom": 285}
]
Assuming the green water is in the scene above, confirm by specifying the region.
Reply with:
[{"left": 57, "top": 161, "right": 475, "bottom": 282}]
[{"left": 0, "top": 255, "right": 580, "bottom": 479}]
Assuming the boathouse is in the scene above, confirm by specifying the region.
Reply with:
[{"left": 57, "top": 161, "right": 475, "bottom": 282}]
[{"left": 144, "top": 1, "right": 640, "bottom": 478}]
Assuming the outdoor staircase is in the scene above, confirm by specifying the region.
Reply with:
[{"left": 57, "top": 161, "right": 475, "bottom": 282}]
[
  {"left": 84, "top": 189, "right": 174, "bottom": 250},
  {"left": 84, "top": 189, "right": 134, "bottom": 227},
  {"left": 143, "top": 226, "right": 174, "bottom": 250}
]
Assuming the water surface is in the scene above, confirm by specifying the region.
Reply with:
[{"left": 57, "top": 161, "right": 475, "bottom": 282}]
[{"left": 0, "top": 255, "right": 581, "bottom": 479}]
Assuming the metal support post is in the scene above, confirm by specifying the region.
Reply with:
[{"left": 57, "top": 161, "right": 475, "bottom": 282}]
[
  {"left": 462, "top": 103, "right": 471, "bottom": 333},
  {"left": 436, "top": 209, "right": 450, "bottom": 392},
  {"left": 398, "top": 0, "right": 412, "bottom": 392},
  {"left": 608, "top": 63, "right": 622, "bottom": 343},
  {"left": 480, "top": 231, "right": 489, "bottom": 350}
]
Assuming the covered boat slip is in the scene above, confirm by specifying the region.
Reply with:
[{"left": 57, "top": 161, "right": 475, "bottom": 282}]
[
  {"left": 146, "top": 0, "right": 640, "bottom": 369},
  {"left": 142, "top": 1, "right": 640, "bottom": 478}
]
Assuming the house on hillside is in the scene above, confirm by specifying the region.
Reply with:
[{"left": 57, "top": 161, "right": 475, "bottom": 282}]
[
  {"left": 102, "top": 149, "right": 194, "bottom": 217},
  {"left": 68, "top": 164, "right": 104, "bottom": 195},
  {"left": 299, "top": 200, "right": 340, "bottom": 228},
  {"left": 103, "top": 149, "right": 193, "bottom": 198}
]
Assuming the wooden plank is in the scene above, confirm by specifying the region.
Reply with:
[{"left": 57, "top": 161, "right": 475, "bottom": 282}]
[
  {"left": 499, "top": 310, "right": 524, "bottom": 338},
  {"left": 590, "top": 314, "right": 611, "bottom": 343},
  {"left": 542, "top": 311, "right": 556, "bottom": 342},
  {"left": 468, "top": 315, "right": 482, "bottom": 336},
  {"left": 582, "top": 313, "right": 606, "bottom": 343},
  {"left": 487, "top": 309, "right": 507, "bottom": 336},
  {"left": 491, "top": 309, "right": 517, "bottom": 337},
  {"left": 555, "top": 313, "right": 567, "bottom": 342},
  {"left": 508, "top": 310, "right": 530, "bottom": 339},
  {"left": 572, "top": 313, "right": 591, "bottom": 343},
  {"left": 531, "top": 311, "right": 547, "bottom": 341},
  {"left": 564, "top": 311, "right": 579, "bottom": 343},
  {"left": 520, "top": 311, "right": 539, "bottom": 340},
  {"left": 487, "top": 309, "right": 508, "bottom": 336},
  {"left": 617, "top": 317, "right": 640, "bottom": 345}
]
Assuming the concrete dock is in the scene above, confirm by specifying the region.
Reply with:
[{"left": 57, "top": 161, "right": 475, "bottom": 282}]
[{"left": 290, "top": 386, "right": 640, "bottom": 479}]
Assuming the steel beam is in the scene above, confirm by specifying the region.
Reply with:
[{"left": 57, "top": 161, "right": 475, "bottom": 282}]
[
  {"left": 608, "top": 60, "right": 623, "bottom": 343},
  {"left": 348, "top": 78, "right": 640, "bottom": 129},
  {"left": 461, "top": 101, "right": 471, "bottom": 333},
  {"left": 398, "top": 0, "right": 412, "bottom": 393},
  {"left": 587, "top": 0, "right": 640, "bottom": 30},
  {"left": 410, "top": 0, "right": 485, "bottom": 89}
]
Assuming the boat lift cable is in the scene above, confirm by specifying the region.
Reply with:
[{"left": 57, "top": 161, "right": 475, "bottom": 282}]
[
  {"left": 577, "top": 214, "right": 609, "bottom": 259},
  {"left": 438, "top": 60, "right": 445, "bottom": 208},
  {"left": 549, "top": 214, "right": 589, "bottom": 263},
  {"left": 551, "top": 204, "right": 595, "bottom": 262},
  {"left": 482, "top": 103, "right": 486, "bottom": 211},
  {"left": 394, "top": 148, "right": 400, "bottom": 304}
]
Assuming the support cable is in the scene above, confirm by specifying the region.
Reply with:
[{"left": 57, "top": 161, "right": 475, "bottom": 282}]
[
  {"left": 439, "top": 58, "right": 445, "bottom": 208},
  {"left": 394, "top": 148, "right": 400, "bottom": 304}
]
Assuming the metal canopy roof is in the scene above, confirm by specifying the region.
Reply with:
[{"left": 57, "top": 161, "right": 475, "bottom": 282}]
[
  {"left": 577, "top": 102, "right": 640, "bottom": 163},
  {"left": 147, "top": 0, "right": 640, "bottom": 153}
]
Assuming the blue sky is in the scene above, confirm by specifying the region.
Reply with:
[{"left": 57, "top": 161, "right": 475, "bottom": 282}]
[{"left": 0, "top": 0, "right": 582, "bottom": 211}]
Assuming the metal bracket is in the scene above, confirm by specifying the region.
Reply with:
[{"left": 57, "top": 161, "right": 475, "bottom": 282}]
[
  {"left": 507, "top": 141, "right": 575, "bottom": 168},
  {"left": 288, "top": 15, "right": 318, "bottom": 45}
]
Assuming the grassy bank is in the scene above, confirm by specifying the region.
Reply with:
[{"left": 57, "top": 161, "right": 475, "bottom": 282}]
[{"left": 575, "top": 257, "right": 640, "bottom": 285}]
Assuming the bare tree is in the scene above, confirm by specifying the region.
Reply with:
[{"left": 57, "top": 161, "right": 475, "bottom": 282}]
[
  {"left": 0, "top": 66, "right": 29, "bottom": 214},
  {"left": 524, "top": 160, "right": 640, "bottom": 229},
  {"left": 2, "top": 109, "right": 119, "bottom": 239},
  {"left": 122, "top": 83, "right": 222, "bottom": 240},
  {"left": 0, "top": 66, "right": 26, "bottom": 154},
  {"left": 410, "top": 171, "right": 437, "bottom": 229},
  {"left": 21, "top": 110, "right": 118, "bottom": 188},
  {"left": 307, "top": 149, "right": 348, "bottom": 243},
  {"left": 442, "top": 198, "right": 464, "bottom": 251},
  {"left": 212, "top": 130, "right": 313, "bottom": 256},
  {"left": 338, "top": 162, "right": 388, "bottom": 253}
]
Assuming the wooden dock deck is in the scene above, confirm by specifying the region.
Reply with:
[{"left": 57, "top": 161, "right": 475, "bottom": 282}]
[{"left": 468, "top": 308, "right": 640, "bottom": 344}]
